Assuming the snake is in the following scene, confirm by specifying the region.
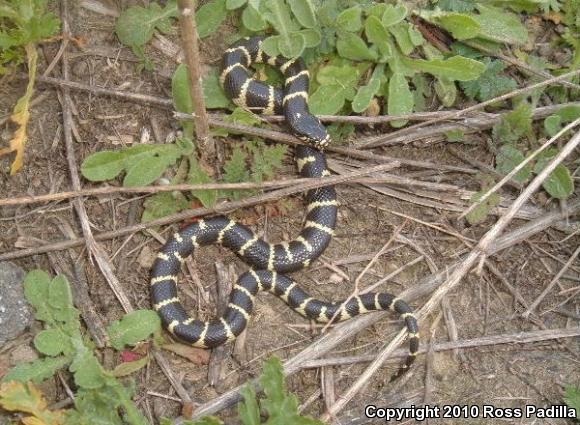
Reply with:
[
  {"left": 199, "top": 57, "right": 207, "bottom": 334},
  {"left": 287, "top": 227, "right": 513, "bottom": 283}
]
[{"left": 150, "top": 36, "right": 419, "bottom": 378}]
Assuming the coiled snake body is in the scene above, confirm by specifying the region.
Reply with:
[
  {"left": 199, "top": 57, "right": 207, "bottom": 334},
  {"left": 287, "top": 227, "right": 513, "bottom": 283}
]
[{"left": 151, "top": 36, "right": 419, "bottom": 377}]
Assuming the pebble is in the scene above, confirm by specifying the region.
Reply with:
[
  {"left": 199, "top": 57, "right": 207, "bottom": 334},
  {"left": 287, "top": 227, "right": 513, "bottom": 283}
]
[{"left": 0, "top": 262, "right": 33, "bottom": 344}]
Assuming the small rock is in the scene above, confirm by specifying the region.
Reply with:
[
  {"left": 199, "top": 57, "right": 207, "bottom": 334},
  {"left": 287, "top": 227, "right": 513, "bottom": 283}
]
[
  {"left": 0, "top": 262, "right": 33, "bottom": 344},
  {"left": 10, "top": 344, "right": 39, "bottom": 365}
]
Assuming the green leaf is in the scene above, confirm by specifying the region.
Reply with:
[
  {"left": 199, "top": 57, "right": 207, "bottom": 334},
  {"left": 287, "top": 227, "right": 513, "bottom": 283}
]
[
  {"left": 364, "top": 15, "right": 392, "bottom": 60},
  {"left": 23, "top": 270, "right": 51, "bottom": 310},
  {"left": 466, "top": 190, "right": 501, "bottom": 225},
  {"left": 492, "top": 102, "right": 533, "bottom": 144},
  {"left": 260, "top": 357, "right": 288, "bottom": 415},
  {"left": 142, "top": 191, "right": 190, "bottom": 222},
  {"left": 107, "top": 310, "right": 162, "bottom": 350},
  {"left": 534, "top": 148, "right": 574, "bottom": 199},
  {"left": 1, "top": 357, "right": 70, "bottom": 384},
  {"left": 174, "top": 65, "right": 230, "bottom": 112},
  {"left": 123, "top": 154, "right": 173, "bottom": 187},
  {"left": 381, "top": 3, "right": 407, "bottom": 26},
  {"left": 544, "top": 115, "right": 562, "bottom": 137},
  {"left": 71, "top": 351, "right": 106, "bottom": 390},
  {"left": 261, "top": 35, "right": 282, "bottom": 57},
  {"left": 564, "top": 386, "right": 580, "bottom": 418},
  {"left": 336, "top": 32, "right": 376, "bottom": 61},
  {"left": 111, "top": 356, "right": 149, "bottom": 377},
  {"left": 495, "top": 145, "right": 532, "bottom": 183},
  {"left": 34, "top": 329, "right": 68, "bottom": 356},
  {"left": 242, "top": 4, "right": 268, "bottom": 31},
  {"left": 289, "top": 0, "right": 317, "bottom": 29},
  {"left": 388, "top": 73, "right": 414, "bottom": 127},
  {"left": 222, "top": 144, "right": 250, "bottom": 200},
  {"left": 446, "top": 129, "right": 465, "bottom": 142},
  {"left": 404, "top": 56, "right": 485, "bottom": 81},
  {"left": 172, "top": 64, "right": 193, "bottom": 114},
  {"left": 420, "top": 11, "right": 481, "bottom": 39},
  {"left": 239, "top": 385, "right": 260, "bottom": 425},
  {"left": 298, "top": 29, "right": 321, "bottom": 48},
  {"left": 556, "top": 105, "right": 580, "bottom": 121},
  {"left": 460, "top": 59, "right": 517, "bottom": 101},
  {"left": 115, "top": 3, "right": 177, "bottom": 48},
  {"left": 438, "top": 0, "right": 477, "bottom": 12},
  {"left": 81, "top": 151, "right": 126, "bottom": 181},
  {"left": 196, "top": 0, "right": 227, "bottom": 38},
  {"left": 352, "top": 64, "right": 383, "bottom": 113},
  {"left": 541, "top": 165, "right": 574, "bottom": 199},
  {"left": 278, "top": 32, "right": 306, "bottom": 58},
  {"left": 263, "top": 0, "right": 301, "bottom": 57},
  {"left": 226, "top": 0, "right": 246, "bottom": 10},
  {"left": 309, "top": 85, "right": 346, "bottom": 115},
  {"left": 388, "top": 22, "right": 414, "bottom": 55},
  {"left": 336, "top": 7, "right": 362, "bottom": 32},
  {"left": 434, "top": 77, "right": 457, "bottom": 107},
  {"left": 472, "top": 5, "right": 528, "bottom": 44},
  {"left": 249, "top": 142, "right": 288, "bottom": 182},
  {"left": 316, "top": 65, "right": 359, "bottom": 88},
  {"left": 48, "top": 275, "right": 73, "bottom": 310},
  {"left": 189, "top": 157, "right": 218, "bottom": 207}
]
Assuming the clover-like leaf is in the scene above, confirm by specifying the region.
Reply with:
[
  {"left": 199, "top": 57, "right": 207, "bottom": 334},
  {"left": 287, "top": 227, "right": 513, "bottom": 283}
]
[
  {"left": 289, "top": 0, "right": 317, "bottom": 28},
  {"left": 107, "top": 310, "right": 162, "bottom": 350},
  {"left": 111, "top": 356, "right": 149, "bottom": 377},
  {"left": 336, "top": 32, "right": 377, "bottom": 61},
  {"left": 495, "top": 145, "right": 532, "bottom": 183},
  {"left": 388, "top": 73, "right": 414, "bottom": 127},
  {"left": 473, "top": 5, "right": 528, "bottom": 44},
  {"left": 352, "top": 64, "right": 384, "bottom": 113},
  {"left": 34, "top": 329, "right": 69, "bottom": 356},
  {"left": 196, "top": 0, "right": 227, "bottom": 38},
  {"left": 309, "top": 85, "right": 346, "bottom": 115},
  {"left": 381, "top": 3, "right": 407, "bottom": 26},
  {"left": 404, "top": 56, "right": 485, "bottom": 81},
  {"left": 115, "top": 3, "right": 177, "bottom": 48},
  {"left": 81, "top": 151, "right": 126, "bottom": 182},
  {"left": 364, "top": 15, "right": 392, "bottom": 61},
  {"left": 420, "top": 11, "right": 480, "bottom": 39},
  {"left": 337, "top": 6, "right": 362, "bottom": 32}
]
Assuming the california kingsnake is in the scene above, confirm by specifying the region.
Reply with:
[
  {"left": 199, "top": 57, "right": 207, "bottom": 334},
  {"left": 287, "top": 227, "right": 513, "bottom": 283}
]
[{"left": 151, "top": 36, "right": 419, "bottom": 377}]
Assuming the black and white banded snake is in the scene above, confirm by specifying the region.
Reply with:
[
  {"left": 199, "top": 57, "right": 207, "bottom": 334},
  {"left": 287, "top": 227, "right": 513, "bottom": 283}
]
[{"left": 150, "top": 36, "right": 419, "bottom": 379}]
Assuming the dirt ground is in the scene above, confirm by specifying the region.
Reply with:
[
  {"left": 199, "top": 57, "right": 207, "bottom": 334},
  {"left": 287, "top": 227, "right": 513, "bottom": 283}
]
[{"left": 1, "top": 2, "right": 579, "bottom": 425}]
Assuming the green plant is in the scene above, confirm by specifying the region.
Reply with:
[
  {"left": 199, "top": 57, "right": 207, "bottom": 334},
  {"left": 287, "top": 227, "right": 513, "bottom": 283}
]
[
  {"left": 1, "top": 270, "right": 160, "bottom": 425},
  {"left": 565, "top": 385, "right": 580, "bottom": 420},
  {"left": 0, "top": 0, "right": 60, "bottom": 174},
  {"left": 468, "top": 100, "right": 577, "bottom": 223},
  {"left": 161, "top": 356, "right": 324, "bottom": 425}
]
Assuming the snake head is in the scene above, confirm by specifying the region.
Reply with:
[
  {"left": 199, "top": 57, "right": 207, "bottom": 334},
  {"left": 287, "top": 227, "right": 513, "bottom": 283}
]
[{"left": 292, "top": 115, "right": 331, "bottom": 150}]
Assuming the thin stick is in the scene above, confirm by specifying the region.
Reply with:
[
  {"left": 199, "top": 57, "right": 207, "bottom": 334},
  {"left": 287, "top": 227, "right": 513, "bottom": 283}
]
[
  {"left": 176, "top": 0, "right": 213, "bottom": 156},
  {"left": 0, "top": 162, "right": 398, "bottom": 261},
  {"left": 298, "top": 327, "right": 580, "bottom": 369},
  {"left": 358, "top": 68, "right": 580, "bottom": 148},
  {"left": 0, "top": 175, "right": 447, "bottom": 207}
]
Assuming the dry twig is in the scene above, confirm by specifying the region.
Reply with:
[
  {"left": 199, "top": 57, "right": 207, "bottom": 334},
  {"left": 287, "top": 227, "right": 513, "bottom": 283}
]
[{"left": 176, "top": 0, "right": 213, "bottom": 157}]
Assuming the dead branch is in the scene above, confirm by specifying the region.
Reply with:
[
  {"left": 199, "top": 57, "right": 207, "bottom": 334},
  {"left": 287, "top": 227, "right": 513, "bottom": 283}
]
[{"left": 177, "top": 0, "right": 214, "bottom": 156}]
